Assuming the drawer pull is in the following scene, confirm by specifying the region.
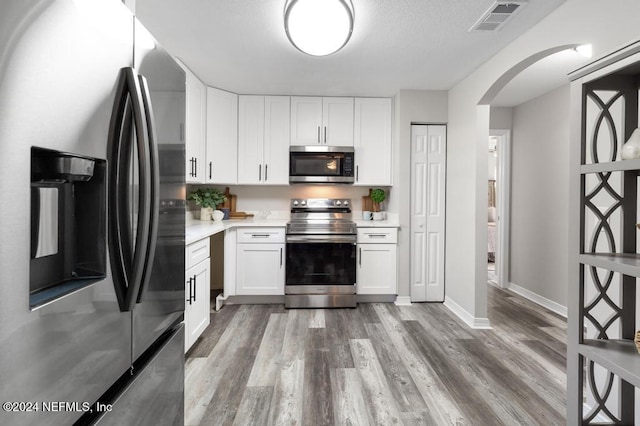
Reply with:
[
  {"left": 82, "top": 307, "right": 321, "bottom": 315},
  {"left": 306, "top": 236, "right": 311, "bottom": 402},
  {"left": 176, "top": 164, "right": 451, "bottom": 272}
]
[
  {"left": 367, "top": 234, "right": 387, "bottom": 238},
  {"left": 251, "top": 234, "right": 271, "bottom": 238}
]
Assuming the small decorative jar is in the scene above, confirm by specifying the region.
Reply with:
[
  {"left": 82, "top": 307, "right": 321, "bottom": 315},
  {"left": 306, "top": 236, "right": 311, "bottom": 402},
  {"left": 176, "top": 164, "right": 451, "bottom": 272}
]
[{"left": 200, "top": 207, "right": 213, "bottom": 221}]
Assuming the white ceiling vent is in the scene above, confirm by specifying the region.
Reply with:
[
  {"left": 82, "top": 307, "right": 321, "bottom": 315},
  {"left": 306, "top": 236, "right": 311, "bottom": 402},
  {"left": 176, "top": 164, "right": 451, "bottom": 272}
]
[{"left": 470, "top": 1, "right": 527, "bottom": 32}]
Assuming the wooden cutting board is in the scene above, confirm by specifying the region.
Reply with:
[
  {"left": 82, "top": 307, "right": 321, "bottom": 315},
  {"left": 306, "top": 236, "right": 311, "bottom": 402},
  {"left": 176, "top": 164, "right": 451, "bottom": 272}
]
[
  {"left": 228, "top": 212, "right": 254, "bottom": 219},
  {"left": 362, "top": 188, "right": 374, "bottom": 211},
  {"left": 221, "top": 187, "right": 237, "bottom": 212}
]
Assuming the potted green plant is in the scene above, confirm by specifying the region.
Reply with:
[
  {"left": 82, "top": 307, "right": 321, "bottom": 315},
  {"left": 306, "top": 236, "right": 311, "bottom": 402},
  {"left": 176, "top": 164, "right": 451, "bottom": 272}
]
[
  {"left": 188, "top": 187, "right": 227, "bottom": 221},
  {"left": 370, "top": 188, "right": 386, "bottom": 220}
]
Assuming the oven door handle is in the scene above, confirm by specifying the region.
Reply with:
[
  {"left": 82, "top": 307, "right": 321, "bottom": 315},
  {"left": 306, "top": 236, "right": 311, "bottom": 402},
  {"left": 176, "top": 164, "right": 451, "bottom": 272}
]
[{"left": 286, "top": 234, "right": 357, "bottom": 244}]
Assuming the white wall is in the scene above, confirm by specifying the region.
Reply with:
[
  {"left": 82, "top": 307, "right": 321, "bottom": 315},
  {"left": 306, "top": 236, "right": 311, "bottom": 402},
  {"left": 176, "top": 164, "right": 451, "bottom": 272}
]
[
  {"left": 446, "top": 0, "right": 640, "bottom": 323},
  {"left": 392, "top": 90, "right": 448, "bottom": 299},
  {"left": 490, "top": 107, "right": 513, "bottom": 130},
  {"left": 510, "top": 84, "right": 570, "bottom": 307},
  {"left": 212, "top": 185, "right": 374, "bottom": 213}
]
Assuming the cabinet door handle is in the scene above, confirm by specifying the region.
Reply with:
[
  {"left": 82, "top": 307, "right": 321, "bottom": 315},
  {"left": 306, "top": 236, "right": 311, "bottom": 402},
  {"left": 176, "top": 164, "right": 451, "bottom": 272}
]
[
  {"left": 265, "top": 164, "right": 268, "bottom": 182},
  {"left": 194, "top": 157, "right": 197, "bottom": 177},
  {"left": 189, "top": 158, "right": 194, "bottom": 177},
  {"left": 280, "top": 247, "right": 283, "bottom": 267},
  {"left": 259, "top": 164, "right": 262, "bottom": 181},
  {"left": 186, "top": 277, "right": 193, "bottom": 304},
  {"left": 209, "top": 161, "right": 212, "bottom": 180},
  {"left": 324, "top": 126, "right": 327, "bottom": 144},
  {"left": 317, "top": 126, "right": 320, "bottom": 144},
  {"left": 193, "top": 274, "right": 197, "bottom": 302},
  {"left": 356, "top": 165, "right": 359, "bottom": 182},
  {"left": 180, "top": 123, "right": 185, "bottom": 142},
  {"left": 359, "top": 247, "right": 362, "bottom": 267}
]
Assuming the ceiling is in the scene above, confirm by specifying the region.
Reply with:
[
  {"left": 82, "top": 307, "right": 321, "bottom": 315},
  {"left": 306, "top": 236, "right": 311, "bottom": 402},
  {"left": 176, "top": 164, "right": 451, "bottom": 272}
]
[{"left": 135, "top": 0, "right": 570, "bottom": 103}]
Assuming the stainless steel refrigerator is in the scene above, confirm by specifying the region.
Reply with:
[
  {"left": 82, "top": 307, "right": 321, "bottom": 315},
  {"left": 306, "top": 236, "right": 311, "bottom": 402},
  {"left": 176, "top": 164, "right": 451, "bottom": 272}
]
[{"left": 0, "top": 1, "right": 186, "bottom": 425}]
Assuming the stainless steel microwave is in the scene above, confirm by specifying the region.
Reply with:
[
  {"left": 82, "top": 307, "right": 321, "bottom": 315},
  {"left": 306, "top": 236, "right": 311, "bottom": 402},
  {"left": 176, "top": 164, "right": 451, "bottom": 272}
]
[{"left": 289, "top": 146, "right": 355, "bottom": 183}]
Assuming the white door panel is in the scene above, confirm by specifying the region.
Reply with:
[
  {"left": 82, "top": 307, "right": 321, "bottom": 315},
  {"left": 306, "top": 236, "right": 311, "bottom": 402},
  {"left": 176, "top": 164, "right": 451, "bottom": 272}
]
[{"left": 411, "top": 125, "right": 446, "bottom": 302}]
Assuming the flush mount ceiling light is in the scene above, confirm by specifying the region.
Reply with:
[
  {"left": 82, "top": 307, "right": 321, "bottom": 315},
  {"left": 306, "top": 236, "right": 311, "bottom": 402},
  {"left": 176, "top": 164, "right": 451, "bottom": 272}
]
[{"left": 284, "top": 0, "right": 354, "bottom": 56}]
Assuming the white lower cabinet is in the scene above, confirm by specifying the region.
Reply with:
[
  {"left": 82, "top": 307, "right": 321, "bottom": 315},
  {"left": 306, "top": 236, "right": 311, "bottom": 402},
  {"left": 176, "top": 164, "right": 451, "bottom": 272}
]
[
  {"left": 236, "top": 227, "right": 285, "bottom": 295},
  {"left": 357, "top": 228, "right": 398, "bottom": 295},
  {"left": 185, "top": 237, "right": 211, "bottom": 352}
]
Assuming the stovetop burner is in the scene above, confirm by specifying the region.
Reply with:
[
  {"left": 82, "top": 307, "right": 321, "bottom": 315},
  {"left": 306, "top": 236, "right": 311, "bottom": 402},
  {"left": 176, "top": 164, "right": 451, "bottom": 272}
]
[{"left": 287, "top": 198, "right": 356, "bottom": 235}]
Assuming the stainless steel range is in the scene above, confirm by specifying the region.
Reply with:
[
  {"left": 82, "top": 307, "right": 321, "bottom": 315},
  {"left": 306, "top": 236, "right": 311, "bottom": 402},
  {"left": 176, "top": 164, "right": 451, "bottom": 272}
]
[{"left": 285, "top": 198, "right": 357, "bottom": 308}]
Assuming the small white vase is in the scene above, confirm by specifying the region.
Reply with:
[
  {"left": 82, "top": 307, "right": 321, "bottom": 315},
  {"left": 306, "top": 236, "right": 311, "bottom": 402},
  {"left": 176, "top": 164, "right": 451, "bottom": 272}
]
[
  {"left": 372, "top": 211, "right": 384, "bottom": 221},
  {"left": 621, "top": 128, "right": 640, "bottom": 160},
  {"left": 212, "top": 210, "right": 224, "bottom": 222},
  {"left": 200, "top": 207, "right": 213, "bottom": 221}
]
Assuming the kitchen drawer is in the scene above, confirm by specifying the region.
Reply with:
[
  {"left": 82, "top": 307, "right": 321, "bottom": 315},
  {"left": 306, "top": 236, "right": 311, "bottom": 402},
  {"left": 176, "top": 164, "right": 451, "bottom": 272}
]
[
  {"left": 357, "top": 228, "right": 397, "bottom": 244},
  {"left": 236, "top": 227, "right": 285, "bottom": 244},
  {"left": 186, "top": 237, "right": 210, "bottom": 269}
]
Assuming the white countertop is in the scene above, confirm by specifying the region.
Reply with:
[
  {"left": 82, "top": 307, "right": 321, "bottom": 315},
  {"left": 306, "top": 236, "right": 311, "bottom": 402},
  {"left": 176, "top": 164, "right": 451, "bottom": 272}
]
[
  {"left": 186, "top": 216, "right": 400, "bottom": 245},
  {"left": 186, "top": 218, "right": 289, "bottom": 245},
  {"left": 353, "top": 219, "right": 400, "bottom": 228}
]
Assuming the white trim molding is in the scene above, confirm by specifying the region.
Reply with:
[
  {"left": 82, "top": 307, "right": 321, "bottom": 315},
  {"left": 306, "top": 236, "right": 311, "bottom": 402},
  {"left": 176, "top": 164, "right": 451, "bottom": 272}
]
[
  {"left": 444, "top": 296, "right": 492, "bottom": 329},
  {"left": 394, "top": 296, "right": 412, "bottom": 306},
  {"left": 507, "top": 282, "right": 567, "bottom": 318}
]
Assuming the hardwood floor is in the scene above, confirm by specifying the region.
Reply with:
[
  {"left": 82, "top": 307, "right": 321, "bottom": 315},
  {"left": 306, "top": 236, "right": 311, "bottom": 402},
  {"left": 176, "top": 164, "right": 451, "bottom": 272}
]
[{"left": 185, "top": 285, "right": 566, "bottom": 425}]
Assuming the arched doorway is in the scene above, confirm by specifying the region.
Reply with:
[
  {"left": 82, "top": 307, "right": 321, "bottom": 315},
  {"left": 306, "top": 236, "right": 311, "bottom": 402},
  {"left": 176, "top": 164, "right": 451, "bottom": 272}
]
[{"left": 477, "top": 43, "right": 588, "bottom": 316}]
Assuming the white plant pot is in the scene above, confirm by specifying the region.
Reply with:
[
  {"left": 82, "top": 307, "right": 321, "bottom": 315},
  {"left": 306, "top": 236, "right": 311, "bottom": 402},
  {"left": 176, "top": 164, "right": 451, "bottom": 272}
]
[
  {"left": 372, "top": 211, "right": 384, "bottom": 221},
  {"left": 200, "top": 207, "right": 213, "bottom": 221}
]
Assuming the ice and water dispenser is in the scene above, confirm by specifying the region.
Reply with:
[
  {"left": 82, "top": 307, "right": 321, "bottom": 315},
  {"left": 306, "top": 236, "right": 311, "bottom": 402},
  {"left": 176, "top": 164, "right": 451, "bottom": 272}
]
[{"left": 30, "top": 147, "right": 106, "bottom": 308}]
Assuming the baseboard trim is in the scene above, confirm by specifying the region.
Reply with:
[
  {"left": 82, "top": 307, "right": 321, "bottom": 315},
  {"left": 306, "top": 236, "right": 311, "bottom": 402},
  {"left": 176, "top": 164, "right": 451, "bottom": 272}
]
[
  {"left": 506, "top": 282, "right": 568, "bottom": 318},
  {"left": 444, "top": 296, "right": 492, "bottom": 329},
  {"left": 394, "top": 296, "right": 412, "bottom": 306}
]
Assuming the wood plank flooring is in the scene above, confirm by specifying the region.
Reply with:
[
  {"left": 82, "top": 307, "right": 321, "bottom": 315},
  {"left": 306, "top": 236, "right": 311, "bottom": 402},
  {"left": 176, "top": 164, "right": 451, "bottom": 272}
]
[{"left": 185, "top": 285, "right": 566, "bottom": 425}]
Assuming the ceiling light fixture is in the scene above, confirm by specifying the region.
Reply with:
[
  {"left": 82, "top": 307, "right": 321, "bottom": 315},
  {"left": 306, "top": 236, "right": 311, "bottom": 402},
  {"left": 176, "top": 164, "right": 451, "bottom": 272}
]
[{"left": 284, "top": 0, "right": 354, "bottom": 56}]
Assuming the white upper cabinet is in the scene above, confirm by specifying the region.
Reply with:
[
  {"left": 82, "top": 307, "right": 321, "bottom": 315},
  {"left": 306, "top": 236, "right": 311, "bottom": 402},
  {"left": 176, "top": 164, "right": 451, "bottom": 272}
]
[
  {"left": 151, "top": 91, "right": 185, "bottom": 145},
  {"left": 238, "top": 96, "right": 290, "bottom": 185},
  {"left": 206, "top": 87, "right": 238, "bottom": 184},
  {"left": 290, "top": 97, "right": 353, "bottom": 146},
  {"left": 183, "top": 69, "right": 205, "bottom": 183},
  {"left": 290, "top": 96, "right": 322, "bottom": 145},
  {"left": 263, "top": 96, "right": 290, "bottom": 184},
  {"left": 238, "top": 96, "right": 264, "bottom": 185},
  {"left": 323, "top": 97, "right": 354, "bottom": 146},
  {"left": 353, "top": 98, "right": 392, "bottom": 185}
]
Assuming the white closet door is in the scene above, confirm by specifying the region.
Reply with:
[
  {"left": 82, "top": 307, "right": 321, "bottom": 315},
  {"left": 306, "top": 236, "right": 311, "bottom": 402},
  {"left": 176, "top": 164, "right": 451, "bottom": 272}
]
[{"left": 410, "top": 125, "right": 446, "bottom": 302}]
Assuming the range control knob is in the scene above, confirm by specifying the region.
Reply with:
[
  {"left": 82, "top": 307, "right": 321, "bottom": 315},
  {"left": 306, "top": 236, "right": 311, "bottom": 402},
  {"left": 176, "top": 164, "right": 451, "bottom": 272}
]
[
  {"left": 335, "top": 200, "right": 342, "bottom": 206},
  {"left": 293, "top": 200, "right": 299, "bottom": 206},
  {"left": 301, "top": 200, "right": 307, "bottom": 206},
  {"left": 343, "top": 200, "right": 349, "bottom": 206}
]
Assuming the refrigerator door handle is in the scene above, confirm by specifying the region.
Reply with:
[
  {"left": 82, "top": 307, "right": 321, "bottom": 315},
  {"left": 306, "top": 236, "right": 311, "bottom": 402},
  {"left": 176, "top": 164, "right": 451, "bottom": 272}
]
[
  {"left": 107, "top": 67, "right": 151, "bottom": 312},
  {"left": 135, "top": 74, "right": 160, "bottom": 304}
]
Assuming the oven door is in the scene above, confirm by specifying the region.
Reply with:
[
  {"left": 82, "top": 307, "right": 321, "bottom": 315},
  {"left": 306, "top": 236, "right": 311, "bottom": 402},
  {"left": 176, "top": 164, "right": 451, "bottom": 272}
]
[{"left": 285, "top": 235, "right": 357, "bottom": 308}]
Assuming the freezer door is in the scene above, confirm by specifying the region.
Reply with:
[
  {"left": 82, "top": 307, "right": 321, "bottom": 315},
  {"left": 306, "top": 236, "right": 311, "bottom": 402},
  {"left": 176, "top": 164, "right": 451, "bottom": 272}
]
[
  {"left": 92, "top": 325, "right": 184, "bottom": 426},
  {"left": 132, "top": 18, "right": 186, "bottom": 361},
  {"left": 0, "top": 1, "right": 135, "bottom": 425}
]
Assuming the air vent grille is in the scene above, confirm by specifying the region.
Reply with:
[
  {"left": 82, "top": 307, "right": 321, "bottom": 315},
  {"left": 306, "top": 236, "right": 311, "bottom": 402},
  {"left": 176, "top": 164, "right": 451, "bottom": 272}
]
[{"left": 470, "top": 1, "right": 527, "bottom": 32}]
